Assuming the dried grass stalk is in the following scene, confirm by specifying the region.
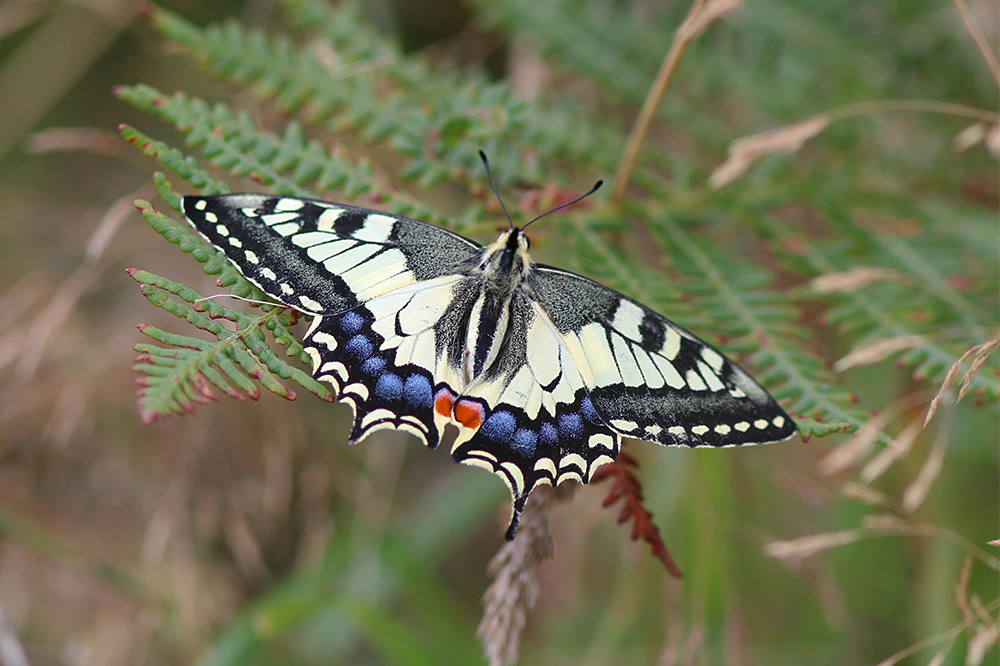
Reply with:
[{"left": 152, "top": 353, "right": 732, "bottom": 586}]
[
  {"left": 709, "top": 115, "right": 829, "bottom": 189},
  {"left": 677, "top": 0, "right": 744, "bottom": 42},
  {"left": 834, "top": 335, "right": 925, "bottom": 373},
  {"left": 478, "top": 484, "right": 572, "bottom": 666},
  {"left": 808, "top": 266, "right": 903, "bottom": 294},
  {"left": 924, "top": 331, "right": 1000, "bottom": 425}
]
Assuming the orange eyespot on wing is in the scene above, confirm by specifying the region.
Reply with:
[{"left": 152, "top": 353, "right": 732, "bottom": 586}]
[
  {"left": 454, "top": 399, "right": 485, "bottom": 430},
  {"left": 435, "top": 388, "right": 456, "bottom": 419}
]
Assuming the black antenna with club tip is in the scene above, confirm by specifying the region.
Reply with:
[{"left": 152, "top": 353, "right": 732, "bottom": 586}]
[
  {"left": 479, "top": 150, "right": 514, "bottom": 230},
  {"left": 479, "top": 150, "right": 602, "bottom": 231},
  {"left": 522, "top": 180, "right": 602, "bottom": 230}
]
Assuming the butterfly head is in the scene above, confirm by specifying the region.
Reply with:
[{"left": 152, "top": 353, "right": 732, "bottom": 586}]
[
  {"left": 497, "top": 226, "right": 530, "bottom": 251},
  {"left": 476, "top": 151, "right": 602, "bottom": 288}
]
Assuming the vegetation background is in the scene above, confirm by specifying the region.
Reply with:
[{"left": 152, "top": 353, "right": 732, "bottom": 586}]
[{"left": 0, "top": 0, "right": 996, "bottom": 665}]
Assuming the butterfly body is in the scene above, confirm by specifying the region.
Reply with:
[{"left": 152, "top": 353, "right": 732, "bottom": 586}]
[{"left": 182, "top": 193, "right": 796, "bottom": 539}]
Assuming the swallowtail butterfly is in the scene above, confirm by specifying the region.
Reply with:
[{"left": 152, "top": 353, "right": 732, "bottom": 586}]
[{"left": 181, "top": 161, "right": 796, "bottom": 539}]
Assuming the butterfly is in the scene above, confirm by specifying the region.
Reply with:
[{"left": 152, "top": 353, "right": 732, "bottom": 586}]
[{"left": 180, "top": 156, "right": 796, "bottom": 540}]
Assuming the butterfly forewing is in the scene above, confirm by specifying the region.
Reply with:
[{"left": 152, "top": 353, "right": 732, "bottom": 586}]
[
  {"left": 180, "top": 193, "right": 796, "bottom": 540},
  {"left": 182, "top": 194, "right": 481, "bottom": 312},
  {"left": 182, "top": 194, "right": 481, "bottom": 451},
  {"left": 532, "top": 266, "right": 797, "bottom": 446}
]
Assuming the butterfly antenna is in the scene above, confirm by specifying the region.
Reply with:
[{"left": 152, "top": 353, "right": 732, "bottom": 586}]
[
  {"left": 479, "top": 150, "right": 514, "bottom": 230},
  {"left": 522, "top": 179, "right": 603, "bottom": 230}
]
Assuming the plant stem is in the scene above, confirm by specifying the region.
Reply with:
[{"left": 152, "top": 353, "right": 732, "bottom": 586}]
[
  {"left": 952, "top": 0, "right": 1000, "bottom": 86},
  {"left": 612, "top": 0, "right": 712, "bottom": 203}
]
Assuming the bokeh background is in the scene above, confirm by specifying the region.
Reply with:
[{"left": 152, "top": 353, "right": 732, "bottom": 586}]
[{"left": 0, "top": 1, "right": 997, "bottom": 665}]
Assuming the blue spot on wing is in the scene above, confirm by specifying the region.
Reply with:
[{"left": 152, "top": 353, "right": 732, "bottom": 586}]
[
  {"left": 512, "top": 428, "right": 537, "bottom": 456},
  {"left": 375, "top": 373, "right": 403, "bottom": 401},
  {"left": 361, "top": 356, "right": 386, "bottom": 375},
  {"left": 340, "top": 311, "right": 365, "bottom": 334},
  {"left": 345, "top": 334, "right": 373, "bottom": 360},
  {"left": 481, "top": 410, "right": 516, "bottom": 443},
  {"left": 403, "top": 374, "right": 432, "bottom": 409},
  {"left": 580, "top": 396, "right": 600, "bottom": 423},
  {"left": 539, "top": 422, "right": 558, "bottom": 446},
  {"left": 558, "top": 413, "right": 583, "bottom": 439}
]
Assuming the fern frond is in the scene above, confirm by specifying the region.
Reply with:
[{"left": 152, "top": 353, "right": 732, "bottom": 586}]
[
  {"left": 759, "top": 211, "right": 1000, "bottom": 401},
  {"left": 144, "top": 1, "right": 620, "bottom": 182},
  {"left": 119, "top": 123, "right": 226, "bottom": 194},
  {"left": 476, "top": 0, "right": 665, "bottom": 103},
  {"left": 117, "top": 84, "right": 471, "bottom": 227},
  {"left": 130, "top": 196, "right": 333, "bottom": 421},
  {"left": 591, "top": 451, "right": 683, "bottom": 578},
  {"left": 129, "top": 268, "right": 333, "bottom": 422},
  {"left": 281, "top": 0, "right": 628, "bottom": 175},
  {"left": 133, "top": 196, "right": 261, "bottom": 297},
  {"left": 136, "top": 195, "right": 310, "bottom": 357},
  {"left": 871, "top": 230, "right": 996, "bottom": 333}
]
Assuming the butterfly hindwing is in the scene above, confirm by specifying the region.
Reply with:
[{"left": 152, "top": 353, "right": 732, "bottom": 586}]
[
  {"left": 445, "top": 290, "right": 620, "bottom": 538},
  {"left": 302, "top": 275, "right": 466, "bottom": 450}
]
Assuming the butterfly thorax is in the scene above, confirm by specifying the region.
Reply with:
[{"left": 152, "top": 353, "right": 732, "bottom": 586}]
[
  {"left": 477, "top": 228, "right": 533, "bottom": 292},
  {"left": 460, "top": 229, "right": 534, "bottom": 384}
]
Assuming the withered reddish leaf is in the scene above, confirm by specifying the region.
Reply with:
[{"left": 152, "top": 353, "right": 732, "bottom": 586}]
[{"left": 593, "top": 451, "right": 683, "bottom": 578}]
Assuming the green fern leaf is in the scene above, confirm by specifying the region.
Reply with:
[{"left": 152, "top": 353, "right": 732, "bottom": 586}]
[
  {"left": 128, "top": 265, "right": 333, "bottom": 423},
  {"left": 476, "top": 0, "right": 664, "bottom": 103},
  {"left": 119, "top": 123, "right": 225, "bottom": 193},
  {"left": 759, "top": 210, "right": 1000, "bottom": 401},
  {"left": 117, "top": 85, "right": 462, "bottom": 228},
  {"left": 144, "top": 0, "right": 621, "bottom": 180}
]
